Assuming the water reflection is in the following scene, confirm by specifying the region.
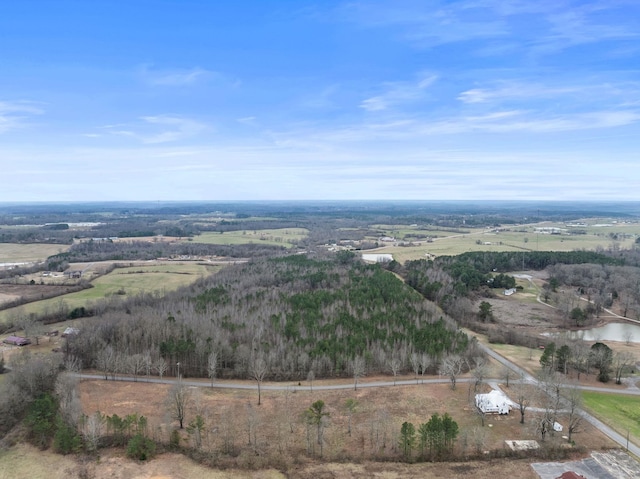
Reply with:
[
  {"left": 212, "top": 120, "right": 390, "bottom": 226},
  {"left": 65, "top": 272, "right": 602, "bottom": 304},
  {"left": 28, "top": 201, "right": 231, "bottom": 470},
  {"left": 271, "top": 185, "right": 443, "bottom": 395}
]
[{"left": 555, "top": 322, "right": 640, "bottom": 343}]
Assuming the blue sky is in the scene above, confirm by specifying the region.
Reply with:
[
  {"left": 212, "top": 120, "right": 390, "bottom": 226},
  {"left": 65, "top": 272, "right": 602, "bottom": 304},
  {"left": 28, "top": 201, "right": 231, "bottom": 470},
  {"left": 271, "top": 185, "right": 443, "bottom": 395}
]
[{"left": 1, "top": 0, "right": 639, "bottom": 201}]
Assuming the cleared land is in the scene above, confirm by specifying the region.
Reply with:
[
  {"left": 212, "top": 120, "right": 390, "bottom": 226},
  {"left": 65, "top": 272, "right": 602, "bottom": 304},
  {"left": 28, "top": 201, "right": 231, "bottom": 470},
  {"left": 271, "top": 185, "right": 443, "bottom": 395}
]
[
  {"left": 76, "top": 376, "right": 615, "bottom": 474},
  {"left": 364, "top": 220, "right": 639, "bottom": 263},
  {"left": 0, "top": 262, "right": 218, "bottom": 323},
  {"left": 582, "top": 391, "right": 640, "bottom": 446},
  {"left": 0, "top": 243, "right": 70, "bottom": 264},
  {"left": 190, "top": 228, "right": 308, "bottom": 248}
]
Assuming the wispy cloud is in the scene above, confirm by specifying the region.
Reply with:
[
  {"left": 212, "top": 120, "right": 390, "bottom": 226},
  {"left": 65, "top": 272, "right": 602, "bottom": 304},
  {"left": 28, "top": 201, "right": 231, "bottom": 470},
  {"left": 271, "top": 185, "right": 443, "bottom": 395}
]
[
  {"left": 0, "top": 101, "right": 44, "bottom": 133},
  {"left": 360, "top": 74, "right": 437, "bottom": 111},
  {"left": 104, "top": 115, "right": 207, "bottom": 144},
  {"left": 138, "top": 65, "right": 216, "bottom": 86}
]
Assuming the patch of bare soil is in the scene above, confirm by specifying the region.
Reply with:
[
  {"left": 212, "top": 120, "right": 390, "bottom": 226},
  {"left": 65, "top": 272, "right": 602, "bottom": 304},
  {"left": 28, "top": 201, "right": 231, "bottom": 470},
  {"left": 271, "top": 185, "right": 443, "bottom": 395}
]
[{"left": 488, "top": 295, "right": 562, "bottom": 329}]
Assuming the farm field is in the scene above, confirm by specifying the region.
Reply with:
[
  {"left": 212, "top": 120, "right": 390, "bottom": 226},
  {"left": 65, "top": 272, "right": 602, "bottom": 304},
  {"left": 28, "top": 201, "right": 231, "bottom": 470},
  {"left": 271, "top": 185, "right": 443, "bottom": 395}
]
[
  {"left": 582, "top": 391, "right": 640, "bottom": 446},
  {"left": 0, "top": 243, "right": 70, "bottom": 264},
  {"left": 0, "top": 262, "right": 218, "bottom": 323},
  {"left": 190, "top": 228, "right": 308, "bottom": 248},
  {"left": 363, "top": 220, "right": 638, "bottom": 263}
]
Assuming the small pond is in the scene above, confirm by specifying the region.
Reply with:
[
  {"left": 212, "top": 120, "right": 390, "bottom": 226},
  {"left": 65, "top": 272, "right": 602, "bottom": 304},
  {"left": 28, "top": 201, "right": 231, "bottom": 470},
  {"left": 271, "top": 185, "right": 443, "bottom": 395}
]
[{"left": 550, "top": 321, "right": 640, "bottom": 343}]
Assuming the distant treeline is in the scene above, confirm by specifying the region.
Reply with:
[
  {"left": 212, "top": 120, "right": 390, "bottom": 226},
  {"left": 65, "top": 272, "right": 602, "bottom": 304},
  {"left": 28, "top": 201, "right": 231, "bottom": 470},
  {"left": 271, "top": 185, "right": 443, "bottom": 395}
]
[{"left": 45, "top": 240, "right": 288, "bottom": 268}]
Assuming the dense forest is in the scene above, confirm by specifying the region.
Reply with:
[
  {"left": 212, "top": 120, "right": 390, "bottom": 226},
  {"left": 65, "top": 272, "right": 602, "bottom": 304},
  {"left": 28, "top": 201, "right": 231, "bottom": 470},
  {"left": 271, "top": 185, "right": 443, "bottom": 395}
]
[{"left": 66, "top": 255, "right": 474, "bottom": 381}]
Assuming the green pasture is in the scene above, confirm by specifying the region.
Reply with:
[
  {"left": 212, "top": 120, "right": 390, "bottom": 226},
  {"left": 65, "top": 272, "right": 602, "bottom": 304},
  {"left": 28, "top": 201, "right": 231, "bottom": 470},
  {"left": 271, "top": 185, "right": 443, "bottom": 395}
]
[
  {"left": 0, "top": 262, "right": 217, "bottom": 323},
  {"left": 369, "top": 224, "right": 636, "bottom": 263},
  {"left": 0, "top": 243, "right": 70, "bottom": 264},
  {"left": 582, "top": 391, "right": 640, "bottom": 445},
  {"left": 190, "top": 228, "right": 308, "bottom": 248}
]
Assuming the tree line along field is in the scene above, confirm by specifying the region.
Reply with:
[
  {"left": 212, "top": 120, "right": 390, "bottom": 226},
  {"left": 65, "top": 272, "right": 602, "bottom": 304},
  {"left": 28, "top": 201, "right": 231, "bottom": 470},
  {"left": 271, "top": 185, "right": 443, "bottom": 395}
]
[{"left": 0, "top": 262, "right": 219, "bottom": 324}]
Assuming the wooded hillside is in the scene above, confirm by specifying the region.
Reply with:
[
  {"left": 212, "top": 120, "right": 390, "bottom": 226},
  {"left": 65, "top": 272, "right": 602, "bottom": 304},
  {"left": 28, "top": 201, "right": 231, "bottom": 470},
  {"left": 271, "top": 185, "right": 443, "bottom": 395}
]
[{"left": 68, "top": 255, "right": 470, "bottom": 380}]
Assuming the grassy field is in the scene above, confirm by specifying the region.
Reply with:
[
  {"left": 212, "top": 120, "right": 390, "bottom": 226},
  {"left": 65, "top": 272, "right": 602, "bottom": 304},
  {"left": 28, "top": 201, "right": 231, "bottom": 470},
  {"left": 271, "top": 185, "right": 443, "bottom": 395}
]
[
  {"left": 0, "top": 243, "right": 70, "bottom": 264},
  {"left": 190, "top": 228, "right": 308, "bottom": 248},
  {"left": 582, "top": 391, "right": 640, "bottom": 445},
  {"left": 0, "top": 262, "right": 218, "bottom": 323},
  {"left": 367, "top": 221, "right": 637, "bottom": 263}
]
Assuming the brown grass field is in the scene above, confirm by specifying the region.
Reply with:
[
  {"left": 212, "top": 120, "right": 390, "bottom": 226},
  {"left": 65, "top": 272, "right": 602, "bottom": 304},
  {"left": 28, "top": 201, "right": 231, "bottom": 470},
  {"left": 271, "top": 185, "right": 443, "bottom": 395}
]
[{"left": 70, "top": 374, "right": 616, "bottom": 478}]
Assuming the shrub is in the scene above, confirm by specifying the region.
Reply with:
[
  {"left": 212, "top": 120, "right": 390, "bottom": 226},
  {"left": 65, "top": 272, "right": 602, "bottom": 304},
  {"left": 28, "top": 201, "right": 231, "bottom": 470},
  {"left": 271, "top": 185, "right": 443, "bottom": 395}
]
[{"left": 126, "top": 433, "right": 156, "bottom": 460}]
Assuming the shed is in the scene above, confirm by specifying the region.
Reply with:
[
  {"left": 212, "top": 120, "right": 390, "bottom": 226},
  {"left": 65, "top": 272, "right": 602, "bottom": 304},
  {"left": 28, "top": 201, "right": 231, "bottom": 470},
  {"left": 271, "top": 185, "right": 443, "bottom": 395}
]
[
  {"left": 3, "top": 335, "right": 32, "bottom": 346},
  {"left": 61, "top": 327, "right": 79, "bottom": 338},
  {"left": 475, "top": 390, "right": 512, "bottom": 415}
]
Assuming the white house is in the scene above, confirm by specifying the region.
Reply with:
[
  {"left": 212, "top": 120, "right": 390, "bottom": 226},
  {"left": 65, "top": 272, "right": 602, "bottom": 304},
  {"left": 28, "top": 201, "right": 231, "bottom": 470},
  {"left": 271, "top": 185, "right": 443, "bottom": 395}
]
[{"left": 475, "top": 390, "right": 513, "bottom": 415}]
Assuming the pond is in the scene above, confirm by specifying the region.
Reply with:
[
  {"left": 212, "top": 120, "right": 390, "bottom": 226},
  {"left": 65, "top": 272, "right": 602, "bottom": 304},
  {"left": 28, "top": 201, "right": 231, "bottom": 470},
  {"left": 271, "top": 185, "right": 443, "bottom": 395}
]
[{"left": 551, "top": 321, "right": 640, "bottom": 343}]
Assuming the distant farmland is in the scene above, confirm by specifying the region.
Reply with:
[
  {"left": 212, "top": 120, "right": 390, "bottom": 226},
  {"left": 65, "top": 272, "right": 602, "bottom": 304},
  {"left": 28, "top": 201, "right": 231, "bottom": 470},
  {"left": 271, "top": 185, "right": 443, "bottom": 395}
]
[
  {"left": 0, "top": 262, "right": 218, "bottom": 323},
  {"left": 190, "top": 228, "right": 308, "bottom": 248},
  {"left": 0, "top": 243, "right": 70, "bottom": 265},
  {"left": 365, "top": 221, "right": 638, "bottom": 263}
]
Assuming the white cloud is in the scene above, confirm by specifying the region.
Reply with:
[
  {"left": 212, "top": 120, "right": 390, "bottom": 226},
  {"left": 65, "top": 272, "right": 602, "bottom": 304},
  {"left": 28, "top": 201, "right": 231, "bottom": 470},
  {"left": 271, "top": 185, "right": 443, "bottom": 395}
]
[
  {"left": 0, "top": 101, "right": 44, "bottom": 133},
  {"left": 138, "top": 65, "right": 215, "bottom": 86},
  {"left": 360, "top": 74, "right": 437, "bottom": 111},
  {"left": 106, "top": 115, "right": 208, "bottom": 144}
]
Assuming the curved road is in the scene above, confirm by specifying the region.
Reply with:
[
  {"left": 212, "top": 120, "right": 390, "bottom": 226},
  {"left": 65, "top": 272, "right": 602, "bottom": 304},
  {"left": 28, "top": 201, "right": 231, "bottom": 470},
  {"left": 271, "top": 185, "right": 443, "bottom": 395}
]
[{"left": 477, "top": 342, "right": 640, "bottom": 458}]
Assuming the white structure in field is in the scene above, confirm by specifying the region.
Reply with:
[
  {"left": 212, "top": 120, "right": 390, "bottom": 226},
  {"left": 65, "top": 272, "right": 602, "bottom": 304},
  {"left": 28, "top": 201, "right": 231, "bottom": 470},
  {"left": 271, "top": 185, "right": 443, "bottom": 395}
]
[
  {"left": 362, "top": 254, "right": 393, "bottom": 263},
  {"left": 475, "top": 390, "right": 513, "bottom": 415}
]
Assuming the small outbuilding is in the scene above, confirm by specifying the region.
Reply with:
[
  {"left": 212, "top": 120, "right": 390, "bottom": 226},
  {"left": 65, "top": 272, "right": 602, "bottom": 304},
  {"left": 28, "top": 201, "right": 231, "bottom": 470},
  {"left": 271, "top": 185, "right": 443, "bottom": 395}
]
[
  {"left": 61, "top": 327, "right": 80, "bottom": 338},
  {"left": 475, "top": 390, "right": 512, "bottom": 415},
  {"left": 3, "top": 335, "right": 31, "bottom": 346}
]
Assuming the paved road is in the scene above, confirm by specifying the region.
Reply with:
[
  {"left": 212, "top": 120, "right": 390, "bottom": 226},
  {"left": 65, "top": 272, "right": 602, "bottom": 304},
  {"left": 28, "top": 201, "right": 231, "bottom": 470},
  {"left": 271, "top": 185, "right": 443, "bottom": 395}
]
[{"left": 476, "top": 341, "right": 640, "bottom": 457}]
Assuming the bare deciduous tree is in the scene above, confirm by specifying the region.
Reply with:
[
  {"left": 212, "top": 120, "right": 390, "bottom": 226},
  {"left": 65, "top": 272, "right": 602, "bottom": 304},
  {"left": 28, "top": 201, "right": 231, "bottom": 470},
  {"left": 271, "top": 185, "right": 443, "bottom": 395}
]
[
  {"left": 514, "top": 374, "right": 531, "bottom": 424},
  {"left": 419, "top": 353, "right": 431, "bottom": 383},
  {"left": 388, "top": 355, "right": 402, "bottom": 385},
  {"left": 439, "top": 354, "right": 465, "bottom": 390},
  {"left": 613, "top": 351, "right": 635, "bottom": 385},
  {"left": 168, "top": 382, "right": 189, "bottom": 429},
  {"left": 564, "top": 380, "right": 583, "bottom": 443},
  {"left": 83, "top": 412, "right": 105, "bottom": 453},
  {"left": 409, "top": 353, "right": 420, "bottom": 384},
  {"left": 501, "top": 365, "right": 513, "bottom": 388},
  {"left": 350, "top": 356, "right": 366, "bottom": 391},
  {"left": 207, "top": 350, "right": 218, "bottom": 387},
  {"left": 154, "top": 357, "right": 168, "bottom": 380},
  {"left": 471, "top": 357, "right": 488, "bottom": 393},
  {"left": 251, "top": 354, "right": 268, "bottom": 405}
]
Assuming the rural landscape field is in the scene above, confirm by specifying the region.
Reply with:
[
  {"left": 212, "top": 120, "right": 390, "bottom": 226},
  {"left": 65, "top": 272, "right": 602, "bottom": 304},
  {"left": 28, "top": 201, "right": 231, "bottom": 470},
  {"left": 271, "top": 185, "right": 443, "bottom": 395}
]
[{"left": 1, "top": 201, "right": 640, "bottom": 478}]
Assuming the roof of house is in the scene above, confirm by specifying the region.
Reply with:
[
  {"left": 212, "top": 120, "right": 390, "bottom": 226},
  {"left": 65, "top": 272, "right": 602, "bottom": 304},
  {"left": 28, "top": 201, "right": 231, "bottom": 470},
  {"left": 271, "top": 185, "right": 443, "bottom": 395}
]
[{"left": 557, "top": 472, "right": 586, "bottom": 479}]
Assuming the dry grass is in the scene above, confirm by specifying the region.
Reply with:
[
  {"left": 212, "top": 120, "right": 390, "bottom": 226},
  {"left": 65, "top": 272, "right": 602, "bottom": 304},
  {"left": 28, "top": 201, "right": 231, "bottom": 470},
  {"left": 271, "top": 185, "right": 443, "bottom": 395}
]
[
  {"left": 0, "top": 261, "right": 216, "bottom": 323},
  {"left": 77, "top": 376, "right": 615, "bottom": 467},
  {"left": 0, "top": 243, "right": 70, "bottom": 264},
  {"left": 191, "top": 229, "right": 308, "bottom": 248}
]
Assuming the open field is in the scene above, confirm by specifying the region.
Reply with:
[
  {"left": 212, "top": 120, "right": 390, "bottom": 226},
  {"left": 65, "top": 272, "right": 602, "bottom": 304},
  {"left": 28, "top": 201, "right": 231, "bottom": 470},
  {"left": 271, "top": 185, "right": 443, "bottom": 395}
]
[
  {"left": 0, "top": 243, "right": 70, "bottom": 265},
  {"left": 0, "top": 262, "right": 218, "bottom": 323},
  {"left": 363, "top": 220, "right": 638, "bottom": 263},
  {"left": 190, "top": 228, "right": 308, "bottom": 248},
  {"left": 582, "top": 391, "right": 640, "bottom": 446},
  {"left": 77, "top": 376, "right": 615, "bottom": 469},
  {"left": 0, "top": 443, "right": 283, "bottom": 479},
  {"left": 0, "top": 442, "right": 563, "bottom": 479}
]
